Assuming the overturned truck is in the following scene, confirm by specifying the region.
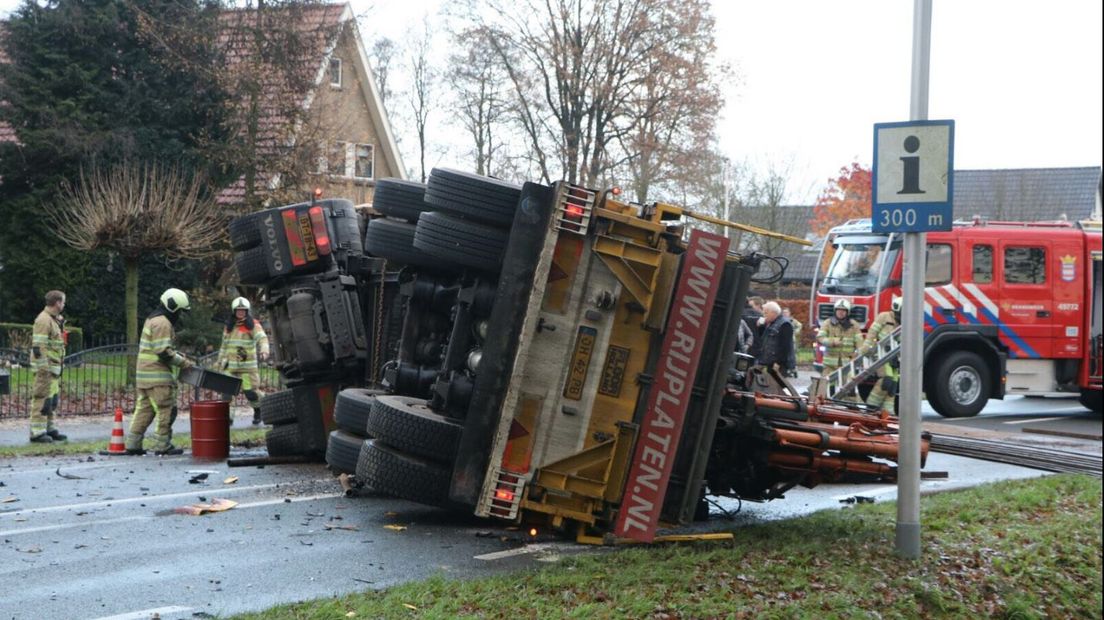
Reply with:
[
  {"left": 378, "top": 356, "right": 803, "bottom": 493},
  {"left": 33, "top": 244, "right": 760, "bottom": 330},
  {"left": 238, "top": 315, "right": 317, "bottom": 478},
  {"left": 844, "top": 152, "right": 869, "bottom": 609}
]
[{"left": 232, "top": 171, "right": 929, "bottom": 543}]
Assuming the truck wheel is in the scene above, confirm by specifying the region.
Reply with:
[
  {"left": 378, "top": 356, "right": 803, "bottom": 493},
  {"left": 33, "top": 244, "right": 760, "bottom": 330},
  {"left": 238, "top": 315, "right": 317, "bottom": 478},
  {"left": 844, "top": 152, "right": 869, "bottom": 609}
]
[
  {"left": 259, "top": 389, "right": 297, "bottom": 425},
  {"left": 325, "top": 430, "right": 365, "bottom": 474},
  {"left": 364, "top": 218, "right": 442, "bottom": 269},
  {"left": 1079, "top": 389, "right": 1102, "bottom": 414},
  {"left": 373, "top": 179, "right": 430, "bottom": 224},
  {"left": 228, "top": 212, "right": 264, "bottom": 251},
  {"left": 366, "top": 395, "right": 462, "bottom": 463},
  {"left": 334, "top": 388, "right": 387, "bottom": 435},
  {"left": 266, "top": 422, "right": 306, "bottom": 456},
  {"left": 234, "top": 245, "right": 271, "bottom": 285},
  {"left": 928, "top": 351, "right": 990, "bottom": 418},
  {"left": 424, "top": 168, "right": 521, "bottom": 226},
  {"left": 355, "top": 439, "right": 452, "bottom": 507},
  {"left": 413, "top": 211, "right": 509, "bottom": 274}
]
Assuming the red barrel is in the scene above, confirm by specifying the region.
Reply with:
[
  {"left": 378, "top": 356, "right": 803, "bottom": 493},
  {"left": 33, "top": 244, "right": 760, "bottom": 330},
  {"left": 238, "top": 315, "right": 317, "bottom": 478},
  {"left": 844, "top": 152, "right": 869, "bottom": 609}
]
[{"left": 190, "top": 400, "right": 230, "bottom": 459}]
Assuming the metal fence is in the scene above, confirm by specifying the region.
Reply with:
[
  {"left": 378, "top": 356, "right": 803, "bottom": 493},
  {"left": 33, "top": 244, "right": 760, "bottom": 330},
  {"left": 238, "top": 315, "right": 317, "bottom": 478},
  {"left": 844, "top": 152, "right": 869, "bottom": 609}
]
[{"left": 0, "top": 344, "right": 283, "bottom": 419}]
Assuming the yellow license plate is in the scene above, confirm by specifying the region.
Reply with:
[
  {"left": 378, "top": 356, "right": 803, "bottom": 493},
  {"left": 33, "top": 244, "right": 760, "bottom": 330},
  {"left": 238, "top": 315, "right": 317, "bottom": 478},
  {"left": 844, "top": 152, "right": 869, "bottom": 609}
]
[{"left": 563, "top": 326, "right": 597, "bottom": 400}]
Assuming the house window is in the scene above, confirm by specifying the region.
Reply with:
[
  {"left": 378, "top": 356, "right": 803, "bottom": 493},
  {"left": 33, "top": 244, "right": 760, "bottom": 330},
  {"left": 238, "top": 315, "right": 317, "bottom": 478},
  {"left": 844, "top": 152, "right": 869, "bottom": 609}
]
[
  {"left": 329, "top": 57, "right": 342, "bottom": 87},
  {"left": 972, "top": 245, "right": 993, "bottom": 284},
  {"left": 327, "top": 142, "right": 347, "bottom": 175},
  {"left": 1004, "top": 246, "right": 1046, "bottom": 284},
  {"left": 354, "top": 143, "right": 374, "bottom": 179},
  {"left": 925, "top": 243, "right": 953, "bottom": 285}
]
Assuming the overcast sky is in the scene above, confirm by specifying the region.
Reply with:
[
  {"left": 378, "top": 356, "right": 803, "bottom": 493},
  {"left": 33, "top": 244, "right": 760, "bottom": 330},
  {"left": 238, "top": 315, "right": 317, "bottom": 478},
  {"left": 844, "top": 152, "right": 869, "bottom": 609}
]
[{"left": 2, "top": 0, "right": 1100, "bottom": 204}]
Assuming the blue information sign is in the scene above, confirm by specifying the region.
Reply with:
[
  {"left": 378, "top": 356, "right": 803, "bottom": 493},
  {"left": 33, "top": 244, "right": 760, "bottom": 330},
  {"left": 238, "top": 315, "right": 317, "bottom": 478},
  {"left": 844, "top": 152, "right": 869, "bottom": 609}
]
[{"left": 872, "top": 119, "right": 954, "bottom": 233}]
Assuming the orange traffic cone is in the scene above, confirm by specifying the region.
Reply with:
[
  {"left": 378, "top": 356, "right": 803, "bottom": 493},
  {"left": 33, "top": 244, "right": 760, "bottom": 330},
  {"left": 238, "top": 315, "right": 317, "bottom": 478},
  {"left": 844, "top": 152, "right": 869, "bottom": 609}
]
[{"left": 98, "top": 407, "right": 128, "bottom": 456}]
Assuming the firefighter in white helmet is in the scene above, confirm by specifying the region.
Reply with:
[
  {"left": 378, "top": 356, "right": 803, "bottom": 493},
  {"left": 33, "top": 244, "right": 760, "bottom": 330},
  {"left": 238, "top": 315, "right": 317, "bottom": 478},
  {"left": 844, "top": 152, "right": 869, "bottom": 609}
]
[
  {"left": 217, "top": 297, "right": 270, "bottom": 424},
  {"left": 863, "top": 296, "right": 902, "bottom": 414},
  {"left": 128, "top": 288, "right": 194, "bottom": 455},
  {"left": 816, "top": 298, "right": 863, "bottom": 401}
]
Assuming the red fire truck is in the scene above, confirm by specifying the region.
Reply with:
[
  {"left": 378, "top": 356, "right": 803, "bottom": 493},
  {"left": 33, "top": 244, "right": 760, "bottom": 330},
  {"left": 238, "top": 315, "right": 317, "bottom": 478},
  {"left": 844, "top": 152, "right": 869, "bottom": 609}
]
[{"left": 810, "top": 217, "right": 1103, "bottom": 418}]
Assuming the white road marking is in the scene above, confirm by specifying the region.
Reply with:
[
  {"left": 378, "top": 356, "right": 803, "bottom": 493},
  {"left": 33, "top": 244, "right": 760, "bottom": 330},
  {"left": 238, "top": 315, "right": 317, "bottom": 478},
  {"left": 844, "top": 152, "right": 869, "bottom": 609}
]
[
  {"left": 474, "top": 543, "right": 552, "bottom": 561},
  {"left": 90, "top": 606, "right": 192, "bottom": 620},
  {"left": 0, "top": 478, "right": 333, "bottom": 518},
  {"left": 831, "top": 486, "right": 898, "bottom": 501},
  {"left": 1, "top": 460, "right": 151, "bottom": 477},
  {"left": 1003, "top": 417, "right": 1064, "bottom": 425},
  {"left": 0, "top": 491, "right": 344, "bottom": 537}
]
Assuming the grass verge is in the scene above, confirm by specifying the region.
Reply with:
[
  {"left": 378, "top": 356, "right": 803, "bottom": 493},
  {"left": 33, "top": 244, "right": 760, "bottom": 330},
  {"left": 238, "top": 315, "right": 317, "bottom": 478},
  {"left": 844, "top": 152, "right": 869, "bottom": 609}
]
[
  {"left": 232, "top": 474, "right": 1101, "bottom": 619},
  {"left": 0, "top": 427, "right": 267, "bottom": 458}
]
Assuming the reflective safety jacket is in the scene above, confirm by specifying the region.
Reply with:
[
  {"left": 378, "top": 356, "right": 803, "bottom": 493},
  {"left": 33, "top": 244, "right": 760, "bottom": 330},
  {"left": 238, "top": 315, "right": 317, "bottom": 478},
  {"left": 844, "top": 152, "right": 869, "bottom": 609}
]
[
  {"left": 218, "top": 318, "right": 269, "bottom": 371},
  {"left": 31, "top": 308, "right": 65, "bottom": 375},
  {"left": 861, "top": 310, "right": 900, "bottom": 378},
  {"left": 816, "top": 317, "right": 862, "bottom": 369},
  {"left": 137, "top": 314, "right": 186, "bottom": 389}
]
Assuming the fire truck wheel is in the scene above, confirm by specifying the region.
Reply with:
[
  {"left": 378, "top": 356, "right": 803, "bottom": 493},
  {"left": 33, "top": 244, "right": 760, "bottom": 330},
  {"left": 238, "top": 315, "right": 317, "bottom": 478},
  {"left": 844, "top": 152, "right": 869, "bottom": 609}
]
[
  {"left": 366, "top": 395, "right": 463, "bottom": 463},
  {"left": 234, "top": 245, "right": 271, "bottom": 285},
  {"left": 1079, "top": 389, "right": 1102, "bottom": 414},
  {"left": 929, "top": 350, "right": 990, "bottom": 418},
  {"left": 424, "top": 168, "right": 521, "bottom": 226},
  {"left": 413, "top": 211, "right": 508, "bottom": 274},
  {"left": 265, "top": 422, "right": 307, "bottom": 456},
  {"left": 334, "top": 387, "right": 388, "bottom": 435},
  {"left": 228, "top": 212, "right": 264, "bottom": 251},
  {"left": 364, "top": 218, "right": 447, "bottom": 269},
  {"left": 372, "top": 179, "right": 431, "bottom": 224},
  {"left": 259, "top": 388, "right": 297, "bottom": 425},
  {"left": 325, "top": 430, "right": 366, "bottom": 474},
  {"left": 356, "top": 439, "right": 451, "bottom": 507}
]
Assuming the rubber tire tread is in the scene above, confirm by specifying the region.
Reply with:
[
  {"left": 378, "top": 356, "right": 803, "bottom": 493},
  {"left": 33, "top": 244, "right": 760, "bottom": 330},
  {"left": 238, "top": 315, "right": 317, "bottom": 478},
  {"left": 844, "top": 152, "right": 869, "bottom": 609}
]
[
  {"left": 373, "top": 179, "right": 430, "bottom": 223},
  {"left": 426, "top": 175, "right": 519, "bottom": 210},
  {"left": 355, "top": 439, "right": 451, "bottom": 507},
  {"left": 413, "top": 212, "right": 508, "bottom": 273},
  {"left": 259, "top": 389, "right": 297, "bottom": 425},
  {"left": 928, "top": 350, "right": 990, "bottom": 418},
  {"left": 334, "top": 387, "right": 387, "bottom": 435},
  {"left": 266, "top": 422, "right": 307, "bottom": 456},
  {"left": 234, "top": 245, "right": 271, "bottom": 285},
  {"left": 430, "top": 167, "right": 522, "bottom": 196},
  {"left": 364, "top": 218, "right": 442, "bottom": 268},
  {"left": 365, "top": 395, "right": 463, "bottom": 463},
  {"left": 229, "top": 212, "right": 264, "bottom": 251},
  {"left": 424, "top": 183, "right": 517, "bottom": 226},
  {"left": 325, "top": 429, "right": 365, "bottom": 474}
]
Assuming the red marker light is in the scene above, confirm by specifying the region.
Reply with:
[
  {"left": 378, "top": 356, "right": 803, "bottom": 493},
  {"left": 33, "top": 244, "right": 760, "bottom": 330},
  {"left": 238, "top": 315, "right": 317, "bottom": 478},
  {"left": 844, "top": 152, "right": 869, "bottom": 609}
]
[
  {"left": 308, "top": 206, "right": 331, "bottom": 255},
  {"left": 611, "top": 187, "right": 622, "bottom": 196},
  {"left": 494, "top": 489, "right": 515, "bottom": 502},
  {"left": 566, "top": 204, "right": 584, "bottom": 217},
  {"left": 313, "top": 187, "right": 323, "bottom": 198}
]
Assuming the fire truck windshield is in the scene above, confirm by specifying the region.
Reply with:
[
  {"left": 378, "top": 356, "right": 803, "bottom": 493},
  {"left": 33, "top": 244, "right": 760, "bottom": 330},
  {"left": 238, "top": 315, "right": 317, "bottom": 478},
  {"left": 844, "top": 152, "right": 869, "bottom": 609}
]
[{"left": 820, "top": 242, "right": 898, "bottom": 294}]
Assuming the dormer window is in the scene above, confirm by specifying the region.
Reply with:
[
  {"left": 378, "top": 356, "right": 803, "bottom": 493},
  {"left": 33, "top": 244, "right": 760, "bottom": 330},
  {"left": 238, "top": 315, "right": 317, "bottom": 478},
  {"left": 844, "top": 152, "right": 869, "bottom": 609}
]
[{"left": 329, "top": 57, "right": 342, "bottom": 87}]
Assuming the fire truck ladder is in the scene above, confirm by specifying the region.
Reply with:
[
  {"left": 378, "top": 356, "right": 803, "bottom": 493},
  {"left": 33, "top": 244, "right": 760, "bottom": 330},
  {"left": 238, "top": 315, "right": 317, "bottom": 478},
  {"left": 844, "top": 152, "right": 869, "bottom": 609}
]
[{"left": 823, "top": 325, "right": 903, "bottom": 399}]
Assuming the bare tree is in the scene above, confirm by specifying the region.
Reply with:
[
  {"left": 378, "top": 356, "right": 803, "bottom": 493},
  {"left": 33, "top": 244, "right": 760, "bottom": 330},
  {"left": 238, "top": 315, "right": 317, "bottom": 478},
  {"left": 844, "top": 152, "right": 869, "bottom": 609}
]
[
  {"left": 369, "top": 37, "right": 397, "bottom": 110},
  {"left": 448, "top": 30, "right": 511, "bottom": 176},
  {"left": 47, "top": 163, "right": 223, "bottom": 348},
  {"left": 405, "top": 19, "right": 437, "bottom": 182}
]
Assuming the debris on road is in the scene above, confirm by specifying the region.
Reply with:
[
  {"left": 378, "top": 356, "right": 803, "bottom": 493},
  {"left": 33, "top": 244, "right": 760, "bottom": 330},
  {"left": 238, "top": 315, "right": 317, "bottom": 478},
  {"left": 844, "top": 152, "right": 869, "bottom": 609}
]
[
  {"left": 55, "top": 467, "right": 87, "bottom": 480},
  {"left": 383, "top": 524, "right": 406, "bottom": 532},
  {"left": 188, "top": 473, "right": 210, "bottom": 484},
  {"left": 174, "top": 498, "right": 238, "bottom": 516},
  {"left": 223, "top": 476, "right": 239, "bottom": 485}
]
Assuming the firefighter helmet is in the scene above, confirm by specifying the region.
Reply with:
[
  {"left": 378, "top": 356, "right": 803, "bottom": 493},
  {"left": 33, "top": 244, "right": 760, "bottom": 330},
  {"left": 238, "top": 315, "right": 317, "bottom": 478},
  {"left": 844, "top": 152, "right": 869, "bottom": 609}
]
[
  {"left": 833, "top": 298, "right": 852, "bottom": 312},
  {"left": 231, "top": 297, "right": 251, "bottom": 312},
  {"left": 891, "top": 295, "right": 903, "bottom": 313},
  {"left": 160, "top": 288, "right": 191, "bottom": 313}
]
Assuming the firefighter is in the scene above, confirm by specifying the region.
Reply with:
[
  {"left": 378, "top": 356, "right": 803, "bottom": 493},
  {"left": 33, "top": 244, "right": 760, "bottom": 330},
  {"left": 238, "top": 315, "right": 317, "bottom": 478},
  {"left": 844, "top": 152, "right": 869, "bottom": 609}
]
[
  {"left": 864, "top": 296, "right": 902, "bottom": 414},
  {"left": 127, "top": 288, "right": 194, "bottom": 455},
  {"left": 217, "top": 297, "right": 270, "bottom": 425},
  {"left": 29, "top": 290, "right": 68, "bottom": 443},
  {"left": 816, "top": 298, "right": 862, "bottom": 378}
]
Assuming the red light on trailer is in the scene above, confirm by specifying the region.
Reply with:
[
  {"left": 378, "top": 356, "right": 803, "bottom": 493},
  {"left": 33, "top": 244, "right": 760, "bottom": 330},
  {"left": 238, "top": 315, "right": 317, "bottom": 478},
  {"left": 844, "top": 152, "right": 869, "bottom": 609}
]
[
  {"left": 308, "top": 206, "right": 331, "bottom": 255},
  {"left": 566, "top": 204, "right": 584, "bottom": 217},
  {"left": 611, "top": 187, "right": 622, "bottom": 196},
  {"left": 494, "top": 489, "right": 515, "bottom": 502}
]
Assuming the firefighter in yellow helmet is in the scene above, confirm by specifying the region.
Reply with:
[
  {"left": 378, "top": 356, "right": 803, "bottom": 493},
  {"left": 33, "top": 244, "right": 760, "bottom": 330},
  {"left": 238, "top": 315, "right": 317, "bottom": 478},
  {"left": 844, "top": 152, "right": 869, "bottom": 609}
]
[
  {"left": 29, "top": 290, "right": 68, "bottom": 443},
  {"left": 863, "top": 296, "right": 902, "bottom": 414},
  {"left": 127, "top": 288, "right": 194, "bottom": 455},
  {"left": 816, "top": 298, "right": 863, "bottom": 401},
  {"left": 217, "top": 297, "right": 270, "bottom": 424}
]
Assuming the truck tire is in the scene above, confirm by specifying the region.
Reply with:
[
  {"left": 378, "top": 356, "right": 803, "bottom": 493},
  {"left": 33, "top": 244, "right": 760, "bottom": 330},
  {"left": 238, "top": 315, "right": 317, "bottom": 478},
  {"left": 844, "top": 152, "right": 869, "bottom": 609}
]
[
  {"left": 425, "top": 168, "right": 521, "bottom": 226},
  {"left": 234, "top": 245, "right": 271, "bottom": 285},
  {"left": 373, "top": 179, "right": 430, "bottom": 224},
  {"left": 325, "top": 430, "right": 365, "bottom": 474},
  {"left": 355, "top": 439, "right": 452, "bottom": 507},
  {"left": 266, "top": 422, "right": 307, "bottom": 456},
  {"left": 334, "top": 388, "right": 387, "bottom": 435},
  {"left": 366, "top": 395, "right": 462, "bottom": 463},
  {"left": 1079, "top": 389, "right": 1102, "bottom": 414},
  {"left": 229, "top": 212, "right": 264, "bottom": 251},
  {"left": 413, "top": 211, "right": 509, "bottom": 274},
  {"left": 259, "top": 389, "right": 297, "bottom": 425},
  {"left": 364, "top": 218, "right": 441, "bottom": 269},
  {"left": 928, "top": 350, "right": 990, "bottom": 418}
]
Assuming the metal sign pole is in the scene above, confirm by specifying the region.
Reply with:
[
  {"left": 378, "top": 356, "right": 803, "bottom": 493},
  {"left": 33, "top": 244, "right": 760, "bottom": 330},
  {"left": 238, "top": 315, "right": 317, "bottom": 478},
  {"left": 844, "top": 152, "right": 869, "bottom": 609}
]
[{"left": 896, "top": 0, "right": 932, "bottom": 560}]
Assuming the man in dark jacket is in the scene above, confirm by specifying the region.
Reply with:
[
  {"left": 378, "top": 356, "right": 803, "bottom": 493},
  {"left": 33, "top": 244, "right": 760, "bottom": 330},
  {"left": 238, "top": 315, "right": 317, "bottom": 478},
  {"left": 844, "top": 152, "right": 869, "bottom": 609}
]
[
  {"left": 757, "top": 301, "right": 793, "bottom": 375},
  {"left": 742, "top": 296, "right": 764, "bottom": 361}
]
